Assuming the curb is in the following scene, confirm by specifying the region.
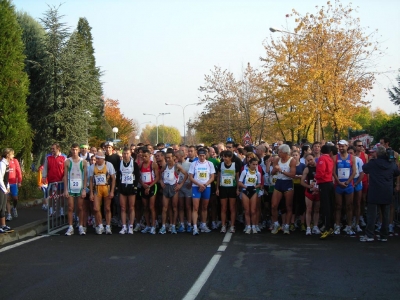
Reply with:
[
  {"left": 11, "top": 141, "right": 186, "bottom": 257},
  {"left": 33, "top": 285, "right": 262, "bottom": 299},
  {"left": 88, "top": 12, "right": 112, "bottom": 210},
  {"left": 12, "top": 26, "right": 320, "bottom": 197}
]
[{"left": 0, "top": 218, "right": 48, "bottom": 246}]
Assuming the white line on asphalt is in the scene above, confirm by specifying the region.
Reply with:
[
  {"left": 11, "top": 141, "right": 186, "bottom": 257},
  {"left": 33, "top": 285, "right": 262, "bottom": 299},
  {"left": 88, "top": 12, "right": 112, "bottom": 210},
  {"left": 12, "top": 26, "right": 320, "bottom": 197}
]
[
  {"left": 182, "top": 231, "right": 233, "bottom": 300},
  {"left": 0, "top": 235, "right": 48, "bottom": 253},
  {"left": 182, "top": 253, "right": 221, "bottom": 300}
]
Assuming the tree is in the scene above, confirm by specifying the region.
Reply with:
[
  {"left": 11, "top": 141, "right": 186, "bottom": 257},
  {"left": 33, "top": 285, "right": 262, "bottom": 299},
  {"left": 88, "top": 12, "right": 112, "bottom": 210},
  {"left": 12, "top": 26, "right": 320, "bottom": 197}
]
[
  {"left": 388, "top": 70, "right": 400, "bottom": 108},
  {"left": 139, "top": 124, "right": 181, "bottom": 145},
  {"left": 0, "top": 0, "right": 32, "bottom": 168},
  {"left": 140, "top": 124, "right": 155, "bottom": 145},
  {"left": 104, "top": 98, "right": 135, "bottom": 145}
]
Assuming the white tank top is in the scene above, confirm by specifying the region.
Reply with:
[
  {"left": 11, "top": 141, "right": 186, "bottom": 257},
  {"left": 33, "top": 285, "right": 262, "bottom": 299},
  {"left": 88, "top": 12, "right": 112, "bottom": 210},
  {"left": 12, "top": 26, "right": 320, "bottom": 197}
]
[
  {"left": 163, "top": 164, "right": 178, "bottom": 185},
  {"left": 120, "top": 158, "right": 135, "bottom": 185},
  {"left": 277, "top": 157, "right": 292, "bottom": 180}
]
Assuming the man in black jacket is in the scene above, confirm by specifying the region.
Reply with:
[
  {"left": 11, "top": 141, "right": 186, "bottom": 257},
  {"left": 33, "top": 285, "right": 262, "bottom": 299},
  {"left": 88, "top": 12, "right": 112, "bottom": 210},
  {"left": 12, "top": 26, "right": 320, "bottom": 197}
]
[{"left": 360, "top": 146, "right": 400, "bottom": 242}]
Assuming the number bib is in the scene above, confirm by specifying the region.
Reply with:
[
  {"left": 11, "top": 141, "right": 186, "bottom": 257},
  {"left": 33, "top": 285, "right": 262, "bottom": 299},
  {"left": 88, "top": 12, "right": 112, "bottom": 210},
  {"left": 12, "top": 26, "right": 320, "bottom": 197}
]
[
  {"left": 245, "top": 173, "right": 257, "bottom": 186},
  {"left": 94, "top": 174, "right": 107, "bottom": 185},
  {"left": 338, "top": 168, "right": 350, "bottom": 180},
  {"left": 221, "top": 175, "right": 233, "bottom": 187},
  {"left": 141, "top": 172, "right": 151, "bottom": 183},
  {"left": 197, "top": 170, "right": 208, "bottom": 180},
  {"left": 70, "top": 179, "right": 82, "bottom": 190},
  {"left": 122, "top": 172, "right": 134, "bottom": 184}
]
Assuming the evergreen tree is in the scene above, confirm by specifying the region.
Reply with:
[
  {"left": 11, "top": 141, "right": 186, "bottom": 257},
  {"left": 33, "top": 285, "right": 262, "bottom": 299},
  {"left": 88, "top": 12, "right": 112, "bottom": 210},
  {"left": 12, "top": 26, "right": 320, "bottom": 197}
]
[
  {"left": 388, "top": 71, "right": 400, "bottom": 108},
  {"left": 0, "top": 0, "right": 32, "bottom": 167}
]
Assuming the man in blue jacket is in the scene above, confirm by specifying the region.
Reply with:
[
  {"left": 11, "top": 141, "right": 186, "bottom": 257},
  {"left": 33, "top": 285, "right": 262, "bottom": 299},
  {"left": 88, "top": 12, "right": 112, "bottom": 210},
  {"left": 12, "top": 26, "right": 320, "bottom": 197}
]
[{"left": 360, "top": 146, "right": 400, "bottom": 242}]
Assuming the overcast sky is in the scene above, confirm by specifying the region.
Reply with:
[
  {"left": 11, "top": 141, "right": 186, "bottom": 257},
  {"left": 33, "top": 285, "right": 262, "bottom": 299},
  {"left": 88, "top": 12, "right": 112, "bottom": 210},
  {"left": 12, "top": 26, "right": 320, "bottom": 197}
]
[{"left": 13, "top": 0, "right": 400, "bottom": 135}]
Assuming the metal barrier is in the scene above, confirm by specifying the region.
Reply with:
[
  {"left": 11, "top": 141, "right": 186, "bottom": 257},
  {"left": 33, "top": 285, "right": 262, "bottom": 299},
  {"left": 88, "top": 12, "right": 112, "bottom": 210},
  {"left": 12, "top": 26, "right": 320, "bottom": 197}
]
[{"left": 47, "top": 181, "right": 68, "bottom": 235}]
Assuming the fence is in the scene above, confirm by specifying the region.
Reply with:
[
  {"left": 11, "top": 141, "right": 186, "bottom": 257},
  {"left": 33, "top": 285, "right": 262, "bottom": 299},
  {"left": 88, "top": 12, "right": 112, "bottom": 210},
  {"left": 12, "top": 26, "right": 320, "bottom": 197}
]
[{"left": 47, "top": 181, "right": 68, "bottom": 235}]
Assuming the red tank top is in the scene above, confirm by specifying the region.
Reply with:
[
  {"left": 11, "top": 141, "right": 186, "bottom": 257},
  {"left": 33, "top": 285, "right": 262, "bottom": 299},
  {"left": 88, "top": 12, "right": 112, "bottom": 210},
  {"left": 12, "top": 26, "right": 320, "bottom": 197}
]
[
  {"left": 140, "top": 162, "right": 155, "bottom": 185},
  {"left": 359, "top": 152, "right": 368, "bottom": 183}
]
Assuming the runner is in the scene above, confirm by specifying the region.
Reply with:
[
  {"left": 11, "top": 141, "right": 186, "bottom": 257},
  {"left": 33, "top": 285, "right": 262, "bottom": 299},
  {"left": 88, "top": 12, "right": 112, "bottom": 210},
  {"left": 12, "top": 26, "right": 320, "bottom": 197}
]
[
  {"left": 64, "top": 143, "right": 88, "bottom": 236},
  {"left": 159, "top": 150, "right": 188, "bottom": 234},
  {"left": 290, "top": 150, "right": 306, "bottom": 232},
  {"left": 105, "top": 141, "right": 121, "bottom": 227},
  {"left": 333, "top": 140, "right": 357, "bottom": 236},
  {"left": 79, "top": 144, "right": 92, "bottom": 162},
  {"left": 238, "top": 157, "right": 262, "bottom": 234},
  {"left": 186, "top": 146, "right": 198, "bottom": 163},
  {"left": 0, "top": 148, "right": 13, "bottom": 233},
  {"left": 5, "top": 154, "right": 22, "bottom": 221},
  {"left": 312, "top": 142, "right": 321, "bottom": 161},
  {"left": 270, "top": 144, "right": 296, "bottom": 234},
  {"left": 189, "top": 148, "right": 216, "bottom": 235},
  {"left": 353, "top": 139, "right": 368, "bottom": 227},
  {"left": 118, "top": 147, "right": 140, "bottom": 234},
  {"left": 301, "top": 154, "right": 321, "bottom": 235},
  {"left": 216, "top": 150, "right": 240, "bottom": 233},
  {"left": 139, "top": 149, "right": 159, "bottom": 234},
  {"left": 89, "top": 149, "right": 116, "bottom": 235}
]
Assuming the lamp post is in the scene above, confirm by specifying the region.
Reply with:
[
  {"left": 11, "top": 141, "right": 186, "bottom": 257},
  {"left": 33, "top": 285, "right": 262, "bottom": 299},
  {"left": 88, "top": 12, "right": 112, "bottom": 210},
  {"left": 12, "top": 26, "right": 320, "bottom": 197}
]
[
  {"left": 143, "top": 113, "right": 170, "bottom": 144},
  {"left": 112, "top": 127, "right": 118, "bottom": 141},
  {"left": 165, "top": 102, "right": 197, "bottom": 144}
]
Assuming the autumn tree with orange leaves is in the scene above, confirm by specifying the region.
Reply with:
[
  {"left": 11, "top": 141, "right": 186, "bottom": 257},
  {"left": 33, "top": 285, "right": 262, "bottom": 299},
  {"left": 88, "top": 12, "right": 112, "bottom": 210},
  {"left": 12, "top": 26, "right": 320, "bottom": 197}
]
[{"left": 104, "top": 98, "right": 136, "bottom": 145}]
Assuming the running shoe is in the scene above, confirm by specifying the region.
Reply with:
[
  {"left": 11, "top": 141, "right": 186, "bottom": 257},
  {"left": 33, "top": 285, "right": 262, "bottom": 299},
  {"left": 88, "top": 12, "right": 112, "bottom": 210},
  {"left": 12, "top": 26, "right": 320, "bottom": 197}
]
[
  {"left": 186, "top": 225, "right": 193, "bottom": 233},
  {"left": 171, "top": 226, "right": 177, "bottom": 234},
  {"left": 128, "top": 226, "right": 134, "bottom": 234},
  {"left": 0, "top": 228, "right": 5, "bottom": 234},
  {"left": 12, "top": 207, "right": 18, "bottom": 218},
  {"left": 312, "top": 226, "right": 321, "bottom": 235},
  {"left": 375, "top": 223, "right": 381, "bottom": 233},
  {"left": 334, "top": 224, "right": 341, "bottom": 235},
  {"left": 150, "top": 227, "right": 156, "bottom": 235},
  {"left": 6, "top": 214, "right": 12, "bottom": 221},
  {"left": 220, "top": 225, "right": 226, "bottom": 233},
  {"left": 255, "top": 225, "right": 261, "bottom": 232},
  {"left": 119, "top": 227, "right": 127, "bottom": 234},
  {"left": 193, "top": 228, "right": 199, "bottom": 236},
  {"left": 79, "top": 226, "right": 86, "bottom": 235},
  {"left": 359, "top": 216, "right": 366, "bottom": 227},
  {"left": 271, "top": 223, "right": 281, "bottom": 234},
  {"left": 245, "top": 226, "right": 251, "bottom": 234},
  {"left": 200, "top": 225, "right": 211, "bottom": 233},
  {"left": 105, "top": 226, "right": 112, "bottom": 235},
  {"left": 283, "top": 224, "right": 290, "bottom": 234},
  {"left": 289, "top": 223, "right": 295, "bottom": 232},
  {"left": 306, "top": 227, "right": 311, "bottom": 236},
  {"left": 360, "top": 235, "right": 374, "bottom": 242},
  {"left": 177, "top": 224, "right": 185, "bottom": 233},
  {"left": 229, "top": 226, "right": 235, "bottom": 233},
  {"left": 133, "top": 224, "right": 141, "bottom": 232},
  {"left": 252, "top": 226, "right": 258, "bottom": 234},
  {"left": 301, "top": 223, "right": 306, "bottom": 232},
  {"left": 345, "top": 225, "right": 355, "bottom": 236},
  {"left": 320, "top": 228, "right": 333, "bottom": 239},
  {"left": 211, "top": 221, "right": 218, "bottom": 230},
  {"left": 355, "top": 225, "right": 363, "bottom": 233},
  {"left": 42, "top": 204, "right": 48, "bottom": 211},
  {"left": 376, "top": 235, "right": 387, "bottom": 242},
  {"left": 96, "top": 225, "right": 104, "bottom": 235},
  {"left": 141, "top": 226, "right": 151, "bottom": 234},
  {"left": 65, "top": 226, "right": 74, "bottom": 236},
  {"left": 159, "top": 226, "right": 166, "bottom": 235}
]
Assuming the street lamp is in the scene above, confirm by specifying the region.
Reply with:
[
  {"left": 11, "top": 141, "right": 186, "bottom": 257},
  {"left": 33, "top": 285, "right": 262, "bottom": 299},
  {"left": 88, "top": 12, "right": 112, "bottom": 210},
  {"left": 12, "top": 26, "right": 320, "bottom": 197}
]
[
  {"left": 143, "top": 113, "right": 170, "bottom": 144},
  {"left": 165, "top": 102, "right": 198, "bottom": 144},
  {"left": 269, "top": 27, "right": 300, "bottom": 36},
  {"left": 112, "top": 127, "right": 118, "bottom": 141}
]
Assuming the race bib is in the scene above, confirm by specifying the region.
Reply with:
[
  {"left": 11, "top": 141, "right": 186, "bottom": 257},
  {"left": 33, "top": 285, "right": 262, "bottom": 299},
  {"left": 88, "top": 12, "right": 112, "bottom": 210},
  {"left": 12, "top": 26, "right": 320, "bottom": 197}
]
[
  {"left": 122, "top": 172, "right": 134, "bottom": 184},
  {"left": 245, "top": 176, "right": 256, "bottom": 186},
  {"left": 221, "top": 175, "right": 233, "bottom": 187},
  {"left": 338, "top": 168, "right": 350, "bottom": 180},
  {"left": 94, "top": 174, "right": 107, "bottom": 185},
  {"left": 197, "top": 170, "right": 208, "bottom": 180},
  {"left": 70, "top": 179, "right": 82, "bottom": 190},
  {"left": 141, "top": 172, "right": 151, "bottom": 183}
]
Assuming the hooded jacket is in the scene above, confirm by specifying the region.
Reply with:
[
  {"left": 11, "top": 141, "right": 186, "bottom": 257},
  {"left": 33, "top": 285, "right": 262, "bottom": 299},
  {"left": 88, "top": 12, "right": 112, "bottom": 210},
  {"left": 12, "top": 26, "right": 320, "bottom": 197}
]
[{"left": 362, "top": 156, "right": 400, "bottom": 204}]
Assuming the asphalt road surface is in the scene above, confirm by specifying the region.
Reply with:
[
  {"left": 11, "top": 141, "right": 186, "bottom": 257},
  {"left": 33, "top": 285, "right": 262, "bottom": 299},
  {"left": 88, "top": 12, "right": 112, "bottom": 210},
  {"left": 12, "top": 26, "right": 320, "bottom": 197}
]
[{"left": 1, "top": 226, "right": 400, "bottom": 300}]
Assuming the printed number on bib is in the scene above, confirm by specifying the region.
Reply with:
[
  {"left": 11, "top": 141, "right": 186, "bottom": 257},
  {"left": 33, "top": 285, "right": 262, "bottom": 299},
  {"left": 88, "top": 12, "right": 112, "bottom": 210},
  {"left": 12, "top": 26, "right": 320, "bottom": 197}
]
[
  {"left": 221, "top": 175, "right": 233, "bottom": 187},
  {"left": 197, "top": 170, "right": 208, "bottom": 180},
  {"left": 122, "top": 173, "right": 134, "bottom": 184},
  {"left": 94, "top": 174, "right": 107, "bottom": 185},
  {"left": 141, "top": 172, "right": 151, "bottom": 183},
  {"left": 338, "top": 168, "right": 350, "bottom": 180},
  {"left": 70, "top": 179, "right": 82, "bottom": 190}
]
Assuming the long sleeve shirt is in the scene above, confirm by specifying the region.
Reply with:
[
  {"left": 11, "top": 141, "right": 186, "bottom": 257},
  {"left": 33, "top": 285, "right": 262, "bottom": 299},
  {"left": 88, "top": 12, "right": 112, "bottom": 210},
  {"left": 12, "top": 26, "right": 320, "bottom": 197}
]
[{"left": 315, "top": 154, "right": 333, "bottom": 184}]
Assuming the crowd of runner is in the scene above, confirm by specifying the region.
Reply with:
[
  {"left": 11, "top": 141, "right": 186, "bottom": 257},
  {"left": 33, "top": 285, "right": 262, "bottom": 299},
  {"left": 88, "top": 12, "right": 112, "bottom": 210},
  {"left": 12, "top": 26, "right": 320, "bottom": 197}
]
[{"left": 1, "top": 137, "right": 398, "bottom": 241}]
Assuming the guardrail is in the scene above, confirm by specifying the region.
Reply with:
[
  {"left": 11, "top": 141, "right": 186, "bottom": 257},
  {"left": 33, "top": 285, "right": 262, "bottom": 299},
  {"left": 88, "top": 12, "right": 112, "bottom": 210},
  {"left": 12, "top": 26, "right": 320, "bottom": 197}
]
[{"left": 47, "top": 182, "right": 68, "bottom": 235}]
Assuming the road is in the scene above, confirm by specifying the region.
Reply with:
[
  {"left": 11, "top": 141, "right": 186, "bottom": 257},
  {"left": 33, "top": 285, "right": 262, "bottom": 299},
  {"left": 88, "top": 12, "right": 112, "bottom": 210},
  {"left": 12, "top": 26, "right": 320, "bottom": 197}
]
[{"left": 1, "top": 226, "right": 399, "bottom": 300}]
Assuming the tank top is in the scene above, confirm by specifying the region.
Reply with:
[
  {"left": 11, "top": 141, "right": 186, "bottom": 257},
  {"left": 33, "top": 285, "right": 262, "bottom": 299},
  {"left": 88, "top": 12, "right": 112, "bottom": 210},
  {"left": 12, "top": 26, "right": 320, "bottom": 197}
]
[
  {"left": 277, "top": 157, "right": 293, "bottom": 180},
  {"left": 67, "top": 157, "right": 84, "bottom": 194},
  {"left": 336, "top": 153, "right": 352, "bottom": 182},
  {"left": 306, "top": 166, "right": 317, "bottom": 194},
  {"left": 178, "top": 161, "right": 191, "bottom": 184},
  {"left": 163, "top": 164, "right": 178, "bottom": 185},
  {"left": 120, "top": 158, "right": 135, "bottom": 186},
  {"left": 359, "top": 152, "right": 368, "bottom": 183},
  {"left": 242, "top": 169, "right": 259, "bottom": 187},
  {"left": 141, "top": 162, "right": 155, "bottom": 185},
  {"left": 93, "top": 163, "right": 109, "bottom": 186},
  {"left": 220, "top": 162, "right": 236, "bottom": 187}
]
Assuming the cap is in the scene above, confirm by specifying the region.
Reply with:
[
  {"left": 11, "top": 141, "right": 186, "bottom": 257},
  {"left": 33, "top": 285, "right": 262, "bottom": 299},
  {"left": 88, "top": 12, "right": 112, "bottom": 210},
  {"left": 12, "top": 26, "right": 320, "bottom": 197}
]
[
  {"left": 80, "top": 144, "right": 89, "bottom": 149},
  {"left": 338, "top": 140, "right": 348, "bottom": 146},
  {"left": 198, "top": 149, "right": 206, "bottom": 155},
  {"left": 105, "top": 141, "right": 114, "bottom": 147},
  {"left": 95, "top": 154, "right": 105, "bottom": 159},
  {"left": 326, "top": 141, "right": 335, "bottom": 146}
]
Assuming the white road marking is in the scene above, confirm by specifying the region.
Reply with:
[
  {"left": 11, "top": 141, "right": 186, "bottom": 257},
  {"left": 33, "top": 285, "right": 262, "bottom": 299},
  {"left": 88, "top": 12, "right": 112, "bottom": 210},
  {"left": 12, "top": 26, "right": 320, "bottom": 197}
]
[
  {"left": 0, "top": 235, "right": 48, "bottom": 253},
  {"left": 182, "top": 231, "right": 233, "bottom": 300}
]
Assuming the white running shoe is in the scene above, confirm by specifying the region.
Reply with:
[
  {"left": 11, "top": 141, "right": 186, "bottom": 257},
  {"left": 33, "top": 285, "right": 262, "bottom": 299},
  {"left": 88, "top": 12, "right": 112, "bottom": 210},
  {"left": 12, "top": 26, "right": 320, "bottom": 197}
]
[
  {"left": 128, "top": 226, "right": 134, "bottom": 234},
  {"left": 193, "top": 228, "right": 199, "bottom": 236},
  {"left": 312, "top": 226, "right": 321, "bottom": 235},
  {"left": 211, "top": 221, "right": 218, "bottom": 230},
  {"left": 105, "top": 226, "right": 112, "bottom": 235},
  {"left": 245, "top": 226, "right": 251, "bottom": 234},
  {"left": 229, "top": 226, "right": 235, "bottom": 233},
  {"left": 150, "top": 227, "right": 156, "bottom": 235},
  {"left": 334, "top": 224, "right": 341, "bottom": 235},
  {"left": 119, "top": 227, "right": 127, "bottom": 234},
  {"left": 255, "top": 225, "right": 261, "bottom": 232},
  {"left": 306, "top": 227, "right": 311, "bottom": 236},
  {"left": 220, "top": 225, "right": 226, "bottom": 233},
  {"left": 79, "top": 226, "right": 86, "bottom": 235},
  {"left": 141, "top": 226, "right": 151, "bottom": 234},
  {"left": 6, "top": 214, "right": 12, "bottom": 221},
  {"left": 96, "top": 225, "right": 104, "bottom": 235},
  {"left": 65, "top": 226, "right": 74, "bottom": 236},
  {"left": 133, "top": 224, "right": 141, "bottom": 232},
  {"left": 271, "top": 223, "right": 281, "bottom": 234},
  {"left": 356, "top": 225, "right": 363, "bottom": 233},
  {"left": 359, "top": 216, "right": 366, "bottom": 227},
  {"left": 200, "top": 225, "right": 211, "bottom": 233},
  {"left": 283, "top": 224, "right": 290, "bottom": 235},
  {"left": 252, "top": 227, "right": 258, "bottom": 234}
]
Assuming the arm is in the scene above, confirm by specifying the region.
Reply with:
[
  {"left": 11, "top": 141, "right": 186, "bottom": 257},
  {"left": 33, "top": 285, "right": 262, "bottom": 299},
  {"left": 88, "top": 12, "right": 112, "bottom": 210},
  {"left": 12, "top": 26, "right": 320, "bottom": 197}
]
[
  {"left": 283, "top": 159, "right": 296, "bottom": 178},
  {"left": 255, "top": 172, "right": 262, "bottom": 189},
  {"left": 15, "top": 159, "right": 22, "bottom": 186},
  {"left": 271, "top": 157, "right": 280, "bottom": 175},
  {"left": 89, "top": 168, "right": 94, "bottom": 202},
  {"left": 300, "top": 167, "right": 310, "bottom": 189},
  {"left": 216, "top": 170, "right": 221, "bottom": 195},
  {"left": 346, "top": 156, "right": 357, "bottom": 184},
  {"left": 81, "top": 161, "right": 87, "bottom": 197},
  {"left": 238, "top": 170, "right": 246, "bottom": 189},
  {"left": 151, "top": 162, "right": 159, "bottom": 187},
  {"left": 133, "top": 162, "right": 140, "bottom": 187},
  {"left": 63, "top": 160, "right": 69, "bottom": 198},
  {"left": 109, "top": 174, "right": 116, "bottom": 198},
  {"left": 42, "top": 156, "right": 48, "bottom": 184}
]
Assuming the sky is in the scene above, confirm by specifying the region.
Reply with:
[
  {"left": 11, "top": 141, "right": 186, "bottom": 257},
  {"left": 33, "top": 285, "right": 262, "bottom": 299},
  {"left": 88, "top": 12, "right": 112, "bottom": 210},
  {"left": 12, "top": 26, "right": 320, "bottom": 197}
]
[{"left": 12, "top": 0, "right": 400, "bottom": 136}]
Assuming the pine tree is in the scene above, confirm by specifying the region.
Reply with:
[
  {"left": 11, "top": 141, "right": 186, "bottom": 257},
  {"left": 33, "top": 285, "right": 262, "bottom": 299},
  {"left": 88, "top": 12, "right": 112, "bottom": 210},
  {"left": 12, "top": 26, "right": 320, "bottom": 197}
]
[
  {"left": 388, "top": 72, "right": 400, "bottom": 107},
  {"left": 0, "top": 0, "right": 32, "bottom": 167}
]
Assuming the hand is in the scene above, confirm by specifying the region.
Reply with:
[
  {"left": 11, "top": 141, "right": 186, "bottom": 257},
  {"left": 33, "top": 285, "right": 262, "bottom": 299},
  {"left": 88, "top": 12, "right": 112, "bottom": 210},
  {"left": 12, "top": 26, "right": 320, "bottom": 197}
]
[
  {"left": 142, "top": 183, "right": 149, "bottom": 190},
  {"left": 198, "top": 185, "right": 205, "bottom": 192},
  {"left": 215, "top": 189, "right": 219, "bottom": 196},
  {"left": 145, "top": 188, "right": 149, "bottom": 195},
  {"left": 338, "top": 182, "right": 347, "bottom": 188},
  {"left": 42, "top": 178, "right": 47, "bottom": 185},
  {"left": 236, "top": 189, "right": 240, "bottom": 196},
  {"left": 109, "top": 192, "right": 114, "bottom": 199},
  {"left": 274, "top": 165, "right": 281, "bottom": 172},
  {"left": 81, "top": 190, "right": 86, "bottom": 198},
  {"left": 160, "top": 182, "right": 165, "bottom": 189},
  {"left": 64, "top": 191, "right": 69, "bottom": 198},
  {"left": 90, "top": 193, "right": 94, "bottom": 201},
  {"left": 174, "top": 184, "right": 182, "bottom": 192},
  {"left": 18, "top": 183, "right": 22, "bottom": 187},
  {"left": 396, "top": 185, "right": 400, "bottom": 192}
]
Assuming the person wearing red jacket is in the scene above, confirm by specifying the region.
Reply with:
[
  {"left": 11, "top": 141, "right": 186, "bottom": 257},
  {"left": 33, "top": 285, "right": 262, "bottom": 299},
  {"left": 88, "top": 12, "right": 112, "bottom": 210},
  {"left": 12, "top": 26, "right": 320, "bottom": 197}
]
[
  {"left": 316, "top": 144, "right": 337, "bottom": 239},
  {"left": 5, "top": 156, "right": 22, "bottom": 221}
]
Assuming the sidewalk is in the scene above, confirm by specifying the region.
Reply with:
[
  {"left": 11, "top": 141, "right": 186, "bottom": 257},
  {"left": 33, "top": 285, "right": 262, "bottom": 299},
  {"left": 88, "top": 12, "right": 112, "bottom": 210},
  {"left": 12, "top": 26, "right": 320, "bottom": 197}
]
[{"left": 0, "top": 200, "right": 48, "bottom": 246}]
